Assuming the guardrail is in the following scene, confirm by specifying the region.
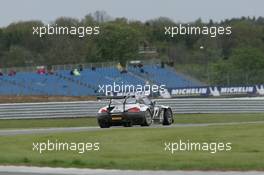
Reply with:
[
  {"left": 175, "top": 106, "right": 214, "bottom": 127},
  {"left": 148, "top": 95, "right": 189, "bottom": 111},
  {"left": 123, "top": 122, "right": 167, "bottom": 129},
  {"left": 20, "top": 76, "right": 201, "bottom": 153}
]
[{"left": 0, "top": 98, "right": 264, "bottom": 119}]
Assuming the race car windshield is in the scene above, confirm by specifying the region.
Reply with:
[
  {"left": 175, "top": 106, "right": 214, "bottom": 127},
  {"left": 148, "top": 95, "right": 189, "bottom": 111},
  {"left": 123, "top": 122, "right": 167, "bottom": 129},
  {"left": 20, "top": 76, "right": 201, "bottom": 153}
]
[
  {"left": 144, "top": 97, "right": 152, "bottom": 105},
  {"left": 111, "top": 99, "right": 123, "bottom": 105},
  {"left": 126, "top": 98, "right": 137, "bottom": 104},
  {"left": 137, "top": 97, "right": 152, "bottom": 105},
  {"left": 111, "top": 97, "right": 137, "bottom": 105}
]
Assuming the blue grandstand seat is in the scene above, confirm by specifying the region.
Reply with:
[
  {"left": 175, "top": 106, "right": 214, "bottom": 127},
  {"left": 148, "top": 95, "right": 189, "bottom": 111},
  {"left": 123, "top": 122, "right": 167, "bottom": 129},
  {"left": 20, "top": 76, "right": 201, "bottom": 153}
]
[
  {"left": 0, "top": 64, "right": 200, "bottom": 96},
  {"left": 128, "top": 65, "right": 200, "bottom": 88}
]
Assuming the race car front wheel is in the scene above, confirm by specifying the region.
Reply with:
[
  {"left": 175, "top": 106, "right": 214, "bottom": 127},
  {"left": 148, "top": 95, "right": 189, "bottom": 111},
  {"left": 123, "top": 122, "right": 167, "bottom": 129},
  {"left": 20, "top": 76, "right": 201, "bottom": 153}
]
[
  {"left": 163, "top": 108, "right": 173, "bottom": 125},
  {"left": 141, "top": 109, "right": 152, "bottom": 127},
  {"left": 98, "top": 120, "right": 110, "bottom": 128}
]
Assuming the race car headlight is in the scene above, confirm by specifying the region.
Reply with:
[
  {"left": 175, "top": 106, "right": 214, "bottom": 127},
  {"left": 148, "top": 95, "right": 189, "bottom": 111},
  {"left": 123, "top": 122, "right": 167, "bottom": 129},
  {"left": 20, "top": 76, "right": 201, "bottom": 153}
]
[{"left": 128, "top": 107, "right": 140, "bottom": 112}]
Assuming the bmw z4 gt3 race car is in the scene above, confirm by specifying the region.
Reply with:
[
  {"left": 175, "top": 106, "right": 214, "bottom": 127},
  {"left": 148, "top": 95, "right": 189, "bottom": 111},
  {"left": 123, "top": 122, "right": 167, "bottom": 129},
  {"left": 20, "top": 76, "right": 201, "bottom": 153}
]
[{"left": 97, "top": 95, "right": 174, "bottom": 128}]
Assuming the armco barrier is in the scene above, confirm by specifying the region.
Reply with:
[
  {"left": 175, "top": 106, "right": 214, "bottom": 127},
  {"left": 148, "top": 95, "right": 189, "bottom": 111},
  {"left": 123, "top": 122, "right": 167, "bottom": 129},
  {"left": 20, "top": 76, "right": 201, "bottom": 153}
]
[{"left": 0, "top": 98, "right": 264, "bottom": 119}]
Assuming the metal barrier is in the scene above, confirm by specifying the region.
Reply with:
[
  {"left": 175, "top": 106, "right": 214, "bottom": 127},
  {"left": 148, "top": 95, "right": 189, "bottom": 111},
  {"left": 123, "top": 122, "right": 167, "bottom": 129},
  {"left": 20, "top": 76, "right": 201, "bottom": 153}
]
[{"left": 0, "top": 98, "right": 264, "bottom": 119}]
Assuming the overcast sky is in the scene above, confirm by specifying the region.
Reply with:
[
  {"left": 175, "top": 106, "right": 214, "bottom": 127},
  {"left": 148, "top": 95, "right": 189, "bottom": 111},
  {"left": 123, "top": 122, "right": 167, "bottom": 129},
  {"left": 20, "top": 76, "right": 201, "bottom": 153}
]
[{"left": 1, "top": 0, "right": 264, "bottom": 27}]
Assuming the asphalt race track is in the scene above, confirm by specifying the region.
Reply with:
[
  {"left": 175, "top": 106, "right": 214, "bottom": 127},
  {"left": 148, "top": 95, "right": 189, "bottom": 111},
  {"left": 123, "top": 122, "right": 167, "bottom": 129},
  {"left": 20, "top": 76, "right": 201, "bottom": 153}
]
[
  {"left": 0, "top": 166, "right": 263, "bottom": 175},
  {"left": 1, "top": 121, "right": 264, "bottom": 136}
]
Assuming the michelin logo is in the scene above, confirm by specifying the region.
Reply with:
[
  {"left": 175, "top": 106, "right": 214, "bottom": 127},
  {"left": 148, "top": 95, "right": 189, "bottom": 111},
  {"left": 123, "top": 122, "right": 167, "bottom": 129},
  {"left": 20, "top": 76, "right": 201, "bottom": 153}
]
[
  {"left": 171, "top": 88, "right": 207, "bottom": 96},
  {"left": 209, "top": 87, "right": 220, "bottom": 96},
  {"left": 160, "top": 89, "right": 171, "bottom": 98},
  {"left": 256, "top": 85, "right": 264, "bottom": 95},
  {"left": 221, "top": 86, "right": 254, "bottom": 94},
  {"left": 209, "top": 86, "right": 254, "bottom": 96},
  {"left": 171, "top": 85, "right": 263, "bottom": 97}
]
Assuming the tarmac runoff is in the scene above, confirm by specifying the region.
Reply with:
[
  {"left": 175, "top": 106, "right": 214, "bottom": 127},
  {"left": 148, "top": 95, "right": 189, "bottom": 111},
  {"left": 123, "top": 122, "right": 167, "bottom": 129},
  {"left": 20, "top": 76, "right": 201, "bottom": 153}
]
[
  {"left": 0, "top": 121, "right": 264, "bottom": 136},
  {"left": 0, "top": 166, "right": 263, "bottom": 175}
]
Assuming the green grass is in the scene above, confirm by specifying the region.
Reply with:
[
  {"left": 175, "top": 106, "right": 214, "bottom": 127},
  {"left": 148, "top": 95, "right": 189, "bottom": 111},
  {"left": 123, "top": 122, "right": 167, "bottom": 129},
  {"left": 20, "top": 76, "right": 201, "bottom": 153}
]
[
  {"left": 0, "top": 118, "right": 98, "bottom": 129},
  {"left": 174, "top": 113, "right": 264, "bottom": 124},
  {"left": 0, "top": 113, "right": 264, "bottom": 129},
  {"left": 0, "top": 123, "right": 264, "bottom": 170}
]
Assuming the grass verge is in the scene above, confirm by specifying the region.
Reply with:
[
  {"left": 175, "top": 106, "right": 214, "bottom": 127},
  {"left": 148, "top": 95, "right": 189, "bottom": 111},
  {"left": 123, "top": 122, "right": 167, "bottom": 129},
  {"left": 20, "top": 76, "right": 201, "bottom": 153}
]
[{"left": 0, "top": 123, "right": 263, "bottom": 170}]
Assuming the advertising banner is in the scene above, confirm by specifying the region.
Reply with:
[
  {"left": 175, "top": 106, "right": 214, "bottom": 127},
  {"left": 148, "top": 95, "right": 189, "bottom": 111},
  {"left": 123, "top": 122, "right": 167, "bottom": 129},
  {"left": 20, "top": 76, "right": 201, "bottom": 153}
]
[{"left": 169, "top": 85, "right": 264, "bottom": 97}]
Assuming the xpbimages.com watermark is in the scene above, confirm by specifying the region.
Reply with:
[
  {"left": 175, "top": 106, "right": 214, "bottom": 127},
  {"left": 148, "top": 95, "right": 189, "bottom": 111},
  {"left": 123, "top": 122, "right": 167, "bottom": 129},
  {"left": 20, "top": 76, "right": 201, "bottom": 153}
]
[
  {"left": 164, "top": 24, "right": 232, "bottom": 38},
  {"left": 98, "top": 82, "right": 166, "bottom": 95},
  {"left": 32, "top": 140, "right": 100, "bottom": 154},
  {"left": 164, "top": 140, "right": 232, "bottom": 154},
  {"left": 32, "top": 24, "right": 100, "bottom": 38}
]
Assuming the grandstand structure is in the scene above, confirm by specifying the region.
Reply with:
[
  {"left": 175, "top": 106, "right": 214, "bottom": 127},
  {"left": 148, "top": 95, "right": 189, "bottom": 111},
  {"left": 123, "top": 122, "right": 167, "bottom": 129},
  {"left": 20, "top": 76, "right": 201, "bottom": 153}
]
[{"left": 0, "top": 61, "right": 202, "bottom": 96}]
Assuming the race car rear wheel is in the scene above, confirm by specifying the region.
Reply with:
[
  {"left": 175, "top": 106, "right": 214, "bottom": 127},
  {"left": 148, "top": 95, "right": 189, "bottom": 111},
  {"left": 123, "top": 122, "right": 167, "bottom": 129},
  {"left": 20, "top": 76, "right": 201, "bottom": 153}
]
[
  {"left": 141, "top": 109, "right": 152, "bottom": 126},
  {"left": 98, "top": 120, "right": 110, "bottom": 128},
  {"left": 163, "top": 108, "right": 173, "bottom": 125}
]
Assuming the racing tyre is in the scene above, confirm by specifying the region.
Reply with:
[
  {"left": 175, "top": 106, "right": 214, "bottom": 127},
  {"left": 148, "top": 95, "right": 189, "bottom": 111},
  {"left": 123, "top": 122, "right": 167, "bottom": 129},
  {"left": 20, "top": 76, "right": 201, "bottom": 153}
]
[
  {"left": 141, "top": 109, "right": 152, "bottom": 127},
  {"left": 98, "top": 120, "right": 110, "bottom": 128},
  {"left": 163, "top": 108, "right": 173, "bottom": 125}
]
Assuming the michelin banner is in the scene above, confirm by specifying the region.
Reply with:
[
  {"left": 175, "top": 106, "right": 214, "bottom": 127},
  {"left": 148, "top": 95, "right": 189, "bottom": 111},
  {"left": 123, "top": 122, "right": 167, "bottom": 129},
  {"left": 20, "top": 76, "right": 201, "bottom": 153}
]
[{"left": 169, "top": 85, "right": 264, "bottom": 97}]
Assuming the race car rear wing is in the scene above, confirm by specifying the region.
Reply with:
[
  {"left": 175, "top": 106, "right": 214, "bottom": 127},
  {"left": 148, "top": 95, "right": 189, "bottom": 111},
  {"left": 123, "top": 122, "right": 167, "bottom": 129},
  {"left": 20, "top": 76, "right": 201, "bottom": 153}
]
[
  {"left": 97, "top": 95, "right": 135, "bottom": 100},
  {"left": 97, "top": 95, "right": 136, "bottom": 111}
]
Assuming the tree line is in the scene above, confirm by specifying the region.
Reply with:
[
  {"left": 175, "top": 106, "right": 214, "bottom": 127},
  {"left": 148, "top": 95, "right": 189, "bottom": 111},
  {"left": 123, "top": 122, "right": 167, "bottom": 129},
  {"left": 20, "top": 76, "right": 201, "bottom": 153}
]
[{"left": 0, "top": 11, "right": 264, "bottom": 85}]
